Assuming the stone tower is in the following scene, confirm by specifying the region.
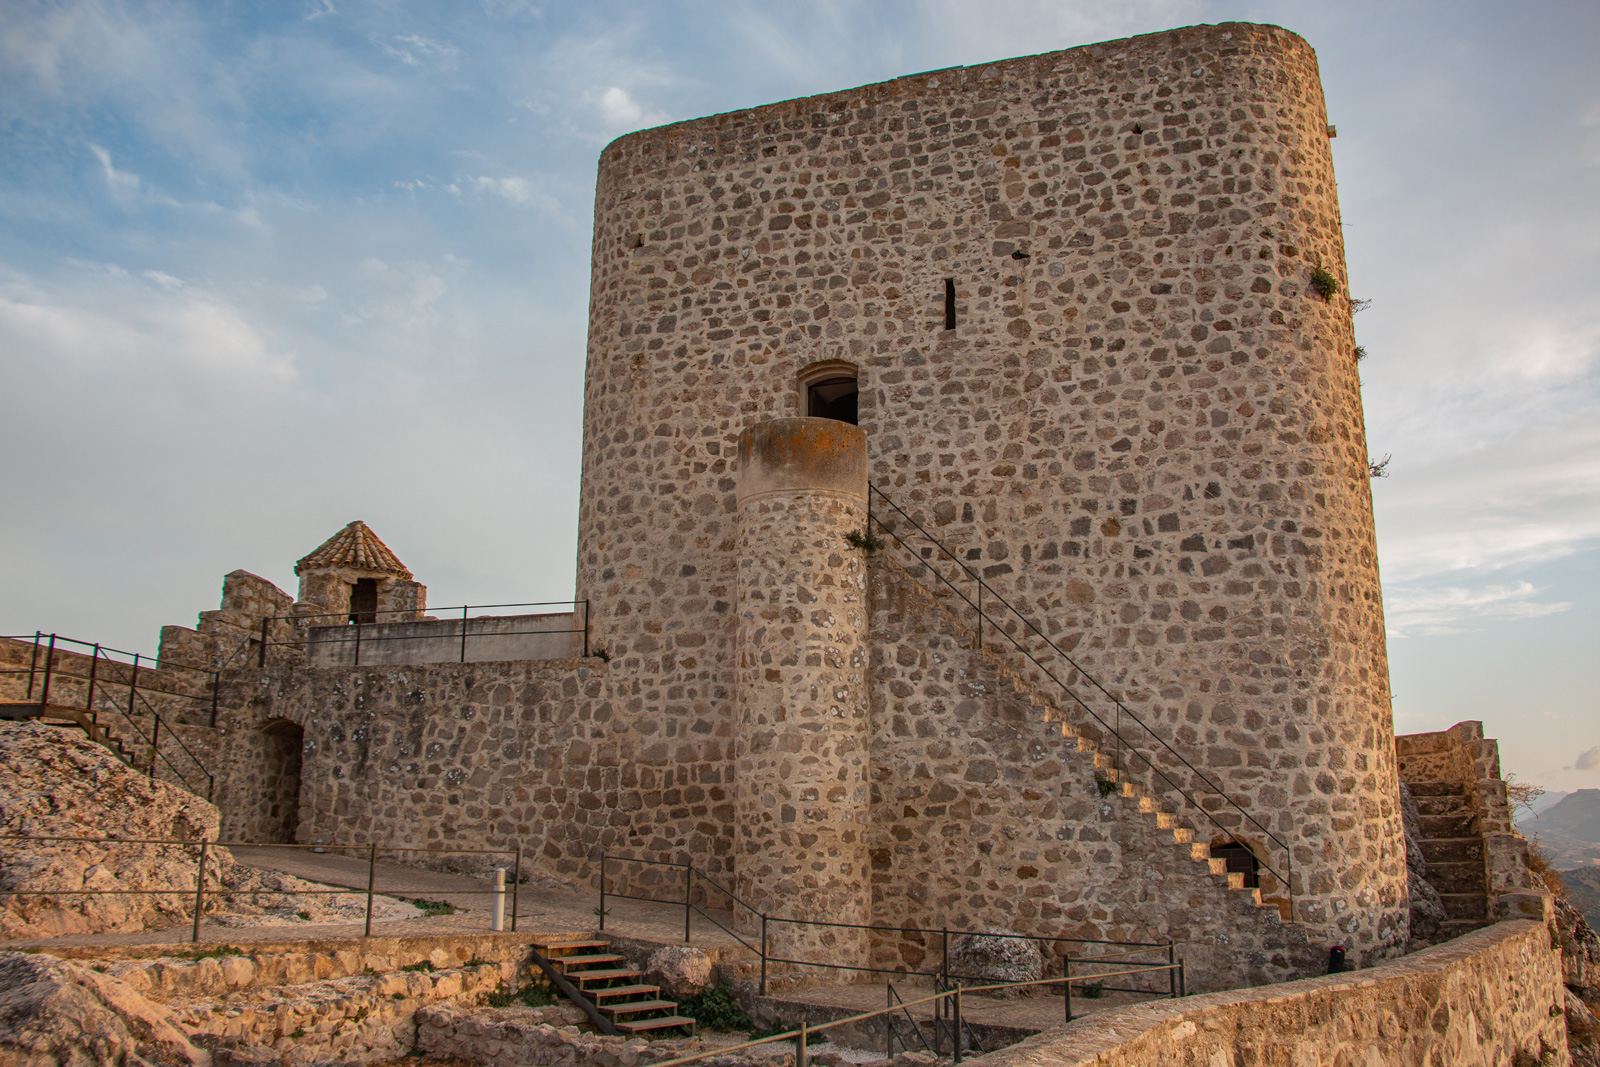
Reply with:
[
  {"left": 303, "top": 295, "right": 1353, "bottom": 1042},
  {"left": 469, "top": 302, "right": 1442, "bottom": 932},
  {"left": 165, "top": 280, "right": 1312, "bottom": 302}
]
[{"left": 576, "top": 22, "right": 1406, "bottom": 977}]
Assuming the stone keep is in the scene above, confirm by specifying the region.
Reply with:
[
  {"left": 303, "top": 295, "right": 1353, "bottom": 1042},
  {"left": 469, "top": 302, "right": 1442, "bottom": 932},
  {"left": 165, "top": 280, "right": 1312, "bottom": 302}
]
[{"left": 576, "top": 21, "right": 1406, "bottom": 970}]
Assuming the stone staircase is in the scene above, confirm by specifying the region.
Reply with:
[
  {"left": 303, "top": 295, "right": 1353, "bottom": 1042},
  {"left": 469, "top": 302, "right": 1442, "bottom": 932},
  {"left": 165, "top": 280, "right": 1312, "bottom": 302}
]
[
  {"left": 1407, "top": 780, "right": 1494, "bottom": 939},
  {"left": 534, "top": 937, "right": 696, "bottom": 1036},
  {"left": 869, "top": 554, "right": 1313, "bottom": 990}
]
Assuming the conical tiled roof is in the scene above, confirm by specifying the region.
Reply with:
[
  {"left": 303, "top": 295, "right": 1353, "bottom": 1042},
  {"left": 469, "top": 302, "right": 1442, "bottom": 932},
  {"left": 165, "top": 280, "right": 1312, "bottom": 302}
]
[{"left": 295, "top": 521, "right": 413, "bottom": 579}]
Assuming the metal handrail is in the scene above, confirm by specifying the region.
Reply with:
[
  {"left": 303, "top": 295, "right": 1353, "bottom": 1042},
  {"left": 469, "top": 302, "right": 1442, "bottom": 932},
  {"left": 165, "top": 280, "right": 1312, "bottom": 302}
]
[
  {"left": 599, "top": 853, "right": 1177, "bottom": 999},
  {"left": 646, "top": 964, "right": 1185, "bottom": 1067},
  {"left": 868, "top": 485, "right": 1294, "bottom": 917},
  {"left": 0, "top": 834, "right": 521, "bottom": 942}
]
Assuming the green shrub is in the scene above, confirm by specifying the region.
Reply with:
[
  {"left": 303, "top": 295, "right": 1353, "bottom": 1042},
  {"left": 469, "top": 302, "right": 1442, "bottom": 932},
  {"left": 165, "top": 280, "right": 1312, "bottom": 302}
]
[
  {"left": 845, "top": 529, "right": 885, "bottom": 553},
  {"left": 1308, "top": 265, "right": 1339, "bottom": 302},
  {"left": 399, "top": 960, "right": 436, "bottom": 973},
  {"left": 405, "top": 898, "right": 456, "bottom": 917},
  {"left": 1080, "top": 982, "right": 1104, "bottom": 999},
  {"left": 678, "top": 981, "right": 754, "bottom": 1032},
  {"left": 486, "top": 982, "right": 557, "bottom": 1009}
]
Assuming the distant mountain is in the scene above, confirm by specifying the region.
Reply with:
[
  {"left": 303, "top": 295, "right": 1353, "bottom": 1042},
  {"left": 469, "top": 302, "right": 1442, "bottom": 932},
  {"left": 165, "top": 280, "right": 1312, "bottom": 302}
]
[
  {"left": 1529, "top": 790, "right": 1569, "bottom": 815},
  {"left": 1562, "top": 866, "right": 1600, "bottom": 930},
  {"left": 1518, "top": 789, "right": 1600, "bottom": 844}
]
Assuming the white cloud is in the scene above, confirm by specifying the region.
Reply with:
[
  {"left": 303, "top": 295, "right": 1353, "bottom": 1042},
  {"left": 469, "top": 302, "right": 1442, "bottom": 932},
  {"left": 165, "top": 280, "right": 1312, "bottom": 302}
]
[
  {"left": 1573, "top": 747, "right": 1600, "bottom": 772},
  {"left": 0, "top": 266, "right": 295, "bottom": 387},
  {"left": 1384, "top": 581, "right": 1573, "bottom": 638},
  {"left": 469, "top": 175, "right": 564, "bottom": 216},
  {"left": 304, "top": 0, "right": 336, "bottom": 20},
  {"left": 89, "top": 144, "right": 141, "bottom": 198},
  {"left": 375, "top": 33, "right": 459, "bottom": 67},
  {"left": 596, "top": 86, "right": 666, "bottom": 131}
]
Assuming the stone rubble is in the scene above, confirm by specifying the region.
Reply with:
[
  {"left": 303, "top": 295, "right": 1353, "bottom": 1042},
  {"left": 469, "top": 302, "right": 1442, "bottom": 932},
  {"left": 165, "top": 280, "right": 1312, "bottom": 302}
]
[
  {"left": 945, "top": 933, "right": 1044, "bottom": 997},
  {"left": 645, "top": 946, "right": 715, "bottom": 1000}
]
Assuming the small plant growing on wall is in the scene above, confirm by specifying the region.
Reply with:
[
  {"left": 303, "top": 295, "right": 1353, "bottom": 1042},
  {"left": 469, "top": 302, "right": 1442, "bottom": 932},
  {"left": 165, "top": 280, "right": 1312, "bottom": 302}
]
[
  {"left": 845, "top": 529, "right": 884, "bottom": 552},
  {"left": 1308, "top": 264, "right": 1339, "bottom": 302},
  {"left": 1095, "top": 777, "right": 1118, "bottom": 798},
  {"left": 1368, "top": 453, "right": 1392, "bottom": 479}
]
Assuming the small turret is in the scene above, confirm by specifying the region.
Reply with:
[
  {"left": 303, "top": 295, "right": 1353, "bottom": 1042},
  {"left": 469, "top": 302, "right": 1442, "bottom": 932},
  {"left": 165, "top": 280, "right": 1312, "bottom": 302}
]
[{"left": 292, "top": 521, "right": 425, "bottom": 625}]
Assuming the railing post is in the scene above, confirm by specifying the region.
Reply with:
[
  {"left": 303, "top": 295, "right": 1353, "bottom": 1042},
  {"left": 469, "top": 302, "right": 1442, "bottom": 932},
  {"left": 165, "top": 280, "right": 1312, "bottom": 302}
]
[
  {"left": 258, "top": 617, "right": 269, "bottom": 669},
  {"left": 1167, "top": 943, "right": 1176, "bottom": 998},
  {"left": 1064, "top": 954, "right": 1072, "bottom": 1022},
  {"left": 86, "top": 645, "right": 100, "bottom": 726},
  {"left": 511, "top": 847, "right": 521, "bottom": 933},
  {"left": 942, "top": 928, "right": 949, "bottom": 988},
  {"left": 491, "top": 868, "right": 506, "bottom": 932},
  {"left": 192, "top": 839, "right": 208, "bottom": 943},
  {"left": 210, "top": 672, "right": 220, "bottom": 729},
  {"left": 364, "top": 843, "right": 377, "bottom": 937},
  {"left": 39, "top": 634, "right": 57, "bottom": 707},
  {"left": 977, "top": 579, "right": 983, "bottom": 650},
  {"left": 149, "top": 710, "right": 160, "bottom": 781},
  {"left": 886, "top": 984, "right": 894, "bottom": 1059},
  {"left": 760, "top": 914, "right": 768, "bottom": 996},
  {"left": 798, "top": 1021, "right": 808, "bottom": 1067},
  {"left": 1178, "top": 959, "right": 1186, "bottom": 998},
  {"left": 952, "top": 984, "right": 963, "bottom": 1063},
  {"left": 353, "top": 619, "right": 361, "bottom": 667},
  {"left": 582, "top": 600, "right": 590, "bottom": 659},
  {"left": 683, "top": 863, "right": 692, "bottom": 943},
  {"left": 598, "top": 855, "right": 607, "bottom": 932},
  {"left": 460, "top": 606, "right": 469, "bottom": 663},
  {"left": 26, "top": 631, "right": 41, "bottom": 700}
]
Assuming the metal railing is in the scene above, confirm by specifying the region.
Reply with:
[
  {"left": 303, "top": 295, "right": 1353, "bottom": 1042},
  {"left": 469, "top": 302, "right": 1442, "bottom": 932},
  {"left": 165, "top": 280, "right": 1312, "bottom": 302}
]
[
  {"left": 219, "top": 599, "right": 591, "bottom": 670},
  {"left": 0, "top": 835, "right": 521, "bottom": 942},
  {"left": 1, "top": 633, "right": 218, "bottom": 797},
  {"left": 867, "top": 485, "right": 1295, "bottom": 918},
  {"left": 598, "top": 855, "right": 1181, "bottom": 1003},
  {"left": 650, "top": 966, "right": 1184, "bottom": 1067}
]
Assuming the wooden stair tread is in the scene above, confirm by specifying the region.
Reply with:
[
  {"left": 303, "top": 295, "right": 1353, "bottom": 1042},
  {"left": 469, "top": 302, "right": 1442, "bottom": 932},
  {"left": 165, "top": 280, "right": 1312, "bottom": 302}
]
[
  {"left": 591, "top": 984, "right": 661, "bottom": 1001},
  {"left": 599, "top": 999, "right": 679, "bottom": 1015},
  {"left": 532, "top": 939, "right": 609, "bottom": 952},
  {"left": 571, "top": 968, "right": 643, "bottom": 984},
  {"left": 551, "top": 953, "right": 627, "bottom": 968},
  {"left": 616, "top": 1015, "right": 696, "bottom": 1034}
]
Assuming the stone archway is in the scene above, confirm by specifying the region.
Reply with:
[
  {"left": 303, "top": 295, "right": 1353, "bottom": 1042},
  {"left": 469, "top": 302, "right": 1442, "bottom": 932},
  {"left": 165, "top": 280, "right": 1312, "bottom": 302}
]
[{"left": 260, "top": 719, "right": 304, "bottom": 844}]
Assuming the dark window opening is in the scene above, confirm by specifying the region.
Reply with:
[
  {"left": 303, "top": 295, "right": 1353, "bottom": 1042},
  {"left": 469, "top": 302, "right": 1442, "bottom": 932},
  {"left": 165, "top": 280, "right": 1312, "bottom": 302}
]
[
  {"left": 349, "top": 578, "right": 378, "bottom": 625},
  {"left": 807, "top": 376, "right": 858, "bottom": 425},
  {"left": 261, "top": 719, "right": 304, "bottom": 844},
  {"left": 1212, "top": 841, "right": 1260, "bottom": 889},
  {"left": 944, "top": 279, "right": 956, "bottom": 330}
]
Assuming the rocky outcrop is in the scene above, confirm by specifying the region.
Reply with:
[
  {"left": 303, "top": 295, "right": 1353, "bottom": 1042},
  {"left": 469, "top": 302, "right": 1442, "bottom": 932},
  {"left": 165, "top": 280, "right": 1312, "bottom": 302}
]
[
  {"left": 645, "top": 946, "right": 714, "bottom": 1000},
  {"left": 946, "top": 933, "right": 1043, "bottom": 997},
  {"left": 1400, "top": 783, "right": 1448, "bottom": 946},
  {"left": 0, "top": 723, "right": 416, "bottom": 938},
  {"left": 0, "top": 951, "right": 210, "bottom": 1067}
]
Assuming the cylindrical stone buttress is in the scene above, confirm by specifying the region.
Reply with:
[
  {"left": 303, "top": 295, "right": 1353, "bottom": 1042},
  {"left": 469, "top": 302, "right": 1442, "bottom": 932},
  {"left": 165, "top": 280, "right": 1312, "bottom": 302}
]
[{"left": 733, "top": 417, "right": 872, "bottom": 969}]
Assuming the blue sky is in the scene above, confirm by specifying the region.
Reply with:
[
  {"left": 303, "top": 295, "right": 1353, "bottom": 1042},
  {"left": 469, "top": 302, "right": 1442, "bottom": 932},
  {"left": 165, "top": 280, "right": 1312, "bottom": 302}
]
[{"left": 2, "top": 0, "right": 1596, "bottom": 791}]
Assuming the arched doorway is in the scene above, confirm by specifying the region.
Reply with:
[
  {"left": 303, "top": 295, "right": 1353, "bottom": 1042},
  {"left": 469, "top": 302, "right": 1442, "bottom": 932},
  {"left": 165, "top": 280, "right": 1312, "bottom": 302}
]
[{"left": 260, "top": 719, "right": 304, "bottom": 844}]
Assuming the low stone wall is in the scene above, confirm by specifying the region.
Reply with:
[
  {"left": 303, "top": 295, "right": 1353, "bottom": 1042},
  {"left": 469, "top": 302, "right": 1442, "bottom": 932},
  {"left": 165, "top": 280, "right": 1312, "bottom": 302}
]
[
  {"left": 963, "top": 921, "right": 1566, "bottom": 1067},
  {"left": 417, "top": 1002, "right": 687, "bottom": 1067}
]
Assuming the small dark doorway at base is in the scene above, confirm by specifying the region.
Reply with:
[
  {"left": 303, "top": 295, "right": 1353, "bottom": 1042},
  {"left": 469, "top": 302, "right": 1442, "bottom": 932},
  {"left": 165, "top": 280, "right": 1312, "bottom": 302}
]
[
  {"left": 349, "top": 578, "right": 378, "bottom": 625},
  {"left": 1211, "top": 841, "right": 1261, "bottom": 889},
  {"left": 261, "top": 719, "right": 304, "bottom": 844}
]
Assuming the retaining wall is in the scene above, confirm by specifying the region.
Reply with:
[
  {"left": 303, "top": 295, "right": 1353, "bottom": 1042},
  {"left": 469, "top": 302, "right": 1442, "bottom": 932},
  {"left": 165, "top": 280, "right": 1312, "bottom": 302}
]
[{"left": 965, "top": 920, "right": 1566, "bottom": 1067}]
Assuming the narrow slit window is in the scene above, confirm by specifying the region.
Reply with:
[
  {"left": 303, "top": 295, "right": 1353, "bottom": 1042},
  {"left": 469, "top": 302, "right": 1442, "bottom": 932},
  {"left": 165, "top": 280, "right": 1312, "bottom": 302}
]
[{"left": 943, "top": 279, "right": 956, "bottom": 330}]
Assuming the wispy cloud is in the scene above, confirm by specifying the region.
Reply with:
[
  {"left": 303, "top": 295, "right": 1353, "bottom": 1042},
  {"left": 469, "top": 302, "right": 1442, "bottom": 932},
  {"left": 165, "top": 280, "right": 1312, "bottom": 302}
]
[
  {"left": 1572, "top": 747, "right": 1600, "bottom": 772},
  {"left": 594, "top": 86, "right": 669, "bottom": 132},
  {"left": 1384, "top": 581, "right": 1573, "bottom": 638},
  {"left": 374, "top": 32, "right": 460, "bottom": 67}
]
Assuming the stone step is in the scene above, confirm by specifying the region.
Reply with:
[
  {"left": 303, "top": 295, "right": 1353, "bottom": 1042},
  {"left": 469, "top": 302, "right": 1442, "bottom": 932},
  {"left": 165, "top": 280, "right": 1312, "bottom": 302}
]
[
  {"left": 1419, "top": 814, "right": 1478, "bottom": 839},
  {"left": 1413, "top": 794, "right": 1471, "bottom": 817},
  {"left": 615, "top": 1014, "right": 696, "bottom": 1035},
  {"left": 570, "top": 967, "right": 644, "bottom": 988},
  {"left": 1421, "top": 837, "right": 1483, "bottom": 865},
  {"left": 598, "top": 998, "right": 679, "bottom": 1018},
  {"left": 531, "top": 939, "right": 609, "bottom": 955},
  {"left": 1438, "top": 919, "right": 1494, "bottom": 940},
  {"left": 1439, "top": 892, "right": 1489, "bottom": 921},
  {"left": 1405, "top": 780, "right": 1463, "bottom": 797},
  {"left": 549, "top": 953, "right": 627, "bottom": 972},
  {"left": 1425, "top": 860, "right": 1488, "bottom": 894},
  {"left": 590, "top": 983, "right": 663, "bottom": 1002}
]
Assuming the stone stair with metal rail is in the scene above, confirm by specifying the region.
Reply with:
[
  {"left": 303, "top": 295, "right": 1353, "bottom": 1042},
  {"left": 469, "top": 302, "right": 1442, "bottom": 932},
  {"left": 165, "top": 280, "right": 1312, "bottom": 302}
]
[
  {"left": 874, "top": 552, "right": 1292, "bottom": 924},
  {"left": 1406, "top": 781, "right": 1494, "bottom": 939},
  {"left": 531, "top": 937, "right": 696, "bottom": 1037}
]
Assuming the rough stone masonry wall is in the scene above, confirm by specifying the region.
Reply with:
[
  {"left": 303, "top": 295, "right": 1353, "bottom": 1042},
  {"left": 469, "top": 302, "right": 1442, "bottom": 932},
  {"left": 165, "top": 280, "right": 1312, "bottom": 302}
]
[
  {"left": 210, "top": 659, "right": 731, "bottom": 888},
  {"left": 965, "top": 920, "right": 1567, "bottom": 1067},
  {"left": 577, "top": 21, "right": 1404, "bottom": 962}
]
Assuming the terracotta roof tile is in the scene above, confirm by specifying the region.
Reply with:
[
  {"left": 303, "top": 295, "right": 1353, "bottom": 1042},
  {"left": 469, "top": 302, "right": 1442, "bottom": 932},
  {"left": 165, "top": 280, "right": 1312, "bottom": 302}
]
[{"left": 295, "top": 521, "right": 413, "bottom": 579}]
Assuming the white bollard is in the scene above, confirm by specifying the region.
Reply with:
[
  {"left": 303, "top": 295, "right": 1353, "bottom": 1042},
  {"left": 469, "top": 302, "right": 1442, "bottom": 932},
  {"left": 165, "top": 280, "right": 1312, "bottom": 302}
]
[{"left": 491, "top": 868, "right": 506, "bottom": 932}]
